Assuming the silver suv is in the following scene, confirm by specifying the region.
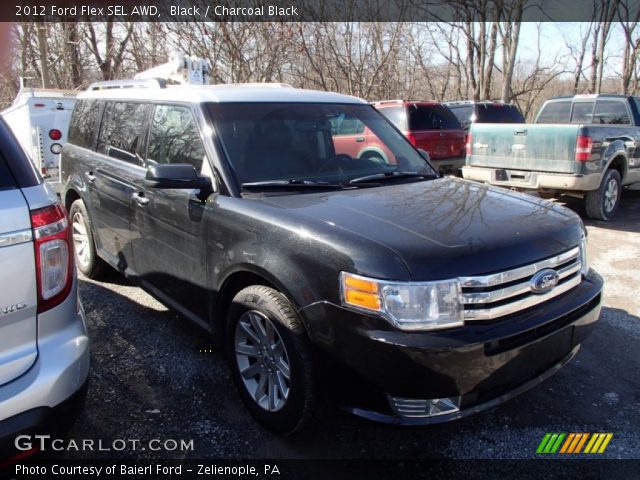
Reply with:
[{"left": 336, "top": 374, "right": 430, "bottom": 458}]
[{"left": 0, "top": 118, "right": 89, "bottom": 459}]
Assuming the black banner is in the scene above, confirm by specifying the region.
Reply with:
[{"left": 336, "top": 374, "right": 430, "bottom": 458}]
[
  {"left": 7, "top": 0, "right": 640, "bottom": 22},
  {"left": 1, "top": 459, "right": 640, "bottom": 480}
]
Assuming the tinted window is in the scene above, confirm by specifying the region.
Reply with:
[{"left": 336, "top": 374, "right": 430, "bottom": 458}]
[
  {"left": 408, "top": 104, "right": 461, "bottom": 130},
  {"left": 447, "top": 105, "right": 474, "bottom": 126},
  {"left": 570, "top": 101, "right": 595, "bottom": 124},
  {"left": 475, "top": 105, "right": 525, "bottom": 123},
  {"left": 593, "top": 100, "right": 630, "bottom": 125},
  {"left": 147, "top": 105, "right": 206, "bottom": 170},
  {"left": 0, "top": 152, "right": 15, "bottom": 190},
  {"left": 97, "top": 102, "right": 148, "bottom": 164},
  {"left": 377, "top": 106, "right": 407, "bottom": 131},
  {"left": 536, "top": 101, "right": 571, "bottom": 123},
  {"left": 68, "top": 99, "right": 102, "bottom": 150}
]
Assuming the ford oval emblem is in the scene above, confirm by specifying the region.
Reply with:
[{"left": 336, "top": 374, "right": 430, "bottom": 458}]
[{"left": 530, "top": 269, "right": 559, "bottom": 294}]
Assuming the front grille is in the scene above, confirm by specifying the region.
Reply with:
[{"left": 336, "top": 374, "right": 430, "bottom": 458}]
[{"left": 459, "top": 247, "right": 582, "bottom": 321}]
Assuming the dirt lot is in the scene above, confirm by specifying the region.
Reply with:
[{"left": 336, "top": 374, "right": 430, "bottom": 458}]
[{"left": 64, "top": 186, "right": 639, "bottom": 461}]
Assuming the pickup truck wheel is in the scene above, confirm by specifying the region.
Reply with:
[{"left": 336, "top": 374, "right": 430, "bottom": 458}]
[
  {"left": 585, "top": 169, "right": 621, "bottom": 220},
  {"left": 226, "top": 286, "right": 316, "bottom": 433},
  {"left": 69, "top": 199, "right": 106, "bottom": 278}
]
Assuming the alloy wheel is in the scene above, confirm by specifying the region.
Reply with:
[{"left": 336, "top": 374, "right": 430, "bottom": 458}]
[
  {"left": 234, "top": 310, "right": 291, "bottom": 412},
  {"left": 72, "top": 212, "right": 91, "bottom": 269}
]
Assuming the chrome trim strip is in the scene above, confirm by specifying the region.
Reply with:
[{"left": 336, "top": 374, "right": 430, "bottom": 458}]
[
  {"left": 459, "top": 247, "right": 580, "bottom": 288},
  {"left": 462, "top": 260, "right": 581, "bottom": 305},
  {"left": 0, "top": 228, "right": 33, "bottom": 248},
  {"left": 463, "top": 274, "right": 582, "bottom": 321}
]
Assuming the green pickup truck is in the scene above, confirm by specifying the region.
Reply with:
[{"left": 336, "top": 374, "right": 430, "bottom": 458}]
[{"left": 462, "top": 94, "right": 640, "bottom": 220}]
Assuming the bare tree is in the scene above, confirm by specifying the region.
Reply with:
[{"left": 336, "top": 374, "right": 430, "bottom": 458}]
[{"left": 85, "top": 21, "right": 135, "bottom": 81}]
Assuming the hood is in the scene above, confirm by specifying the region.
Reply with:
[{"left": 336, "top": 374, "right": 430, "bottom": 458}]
[{"left": 260, "top": 178, "right": 582, "bottom": 280}]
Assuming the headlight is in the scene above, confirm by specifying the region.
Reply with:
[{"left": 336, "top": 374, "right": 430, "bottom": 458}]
[
  {"left": 579, "top": 227, "right": 589, "bottom": 277},
  {"left": 340, "top": 272, "right": 464, "bottom": 331}
]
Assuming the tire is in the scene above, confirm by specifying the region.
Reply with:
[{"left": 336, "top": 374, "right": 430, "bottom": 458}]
[
  {"left": 226, "top": 285, "right": 316, "bottom": 433},
  {"left": 585, "top": 169, "right": 622, "bottom": 221},
  {"left": 69, "top": 199, "right": 106, "bottom": 278}
]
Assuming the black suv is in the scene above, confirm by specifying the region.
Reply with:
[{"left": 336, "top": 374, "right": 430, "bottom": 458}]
[
  {"left": 444, "top": 100, "right": 525, "bottom": 130},
  {"left": 61, "top": 81, "right": 602, "bottom": 432}
]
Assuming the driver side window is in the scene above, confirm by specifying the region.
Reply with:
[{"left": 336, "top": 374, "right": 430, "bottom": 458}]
[{"left": 147, "top": 105, "right": 207, "bottom": 171}]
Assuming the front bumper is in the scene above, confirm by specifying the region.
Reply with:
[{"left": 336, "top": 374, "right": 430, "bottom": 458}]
[
  {"left": 462, "top": 165, "right": 601, "bottom": 192},
  {"left": 299, "top": 271, "right": 602, "bottom": 424}
]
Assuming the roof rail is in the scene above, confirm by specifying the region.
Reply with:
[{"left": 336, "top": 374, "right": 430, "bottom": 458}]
[{"left": 88, "top": 78, "right": 167, "bottom": 91}]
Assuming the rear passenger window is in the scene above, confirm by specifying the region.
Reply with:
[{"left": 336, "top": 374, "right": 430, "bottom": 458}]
[
  {"left": 593, "top": 100, "right": 630, "bottom": 125},
  {"left": 536, "top": 101, "right": 571, "bottom": 123},
  {"left": 147, "top": 105, "right": 206, "bottom": 170},
  {"left": 409, "top": 105, "right": 461, "bottom": 130},
  {"left": 97, "top": 102, "right": 148, "bottom": 164},
  {"left": 570, "top": 102, "right": 595, "bottom": 124},
  {"left": 68, "top": 99, "right": 102, "bottom": 150}
]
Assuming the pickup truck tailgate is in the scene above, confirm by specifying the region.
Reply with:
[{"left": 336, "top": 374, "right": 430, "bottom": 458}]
[
  {"left": 0, "top": 189, "right": 38, "bottom": 386},
  {"left": 468, "top": 123, "right": 582, "bottom": 174}
]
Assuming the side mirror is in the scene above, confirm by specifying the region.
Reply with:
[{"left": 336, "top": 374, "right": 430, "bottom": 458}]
[{"left": 145, "top": 163, "right": 212, "bottom": 192}]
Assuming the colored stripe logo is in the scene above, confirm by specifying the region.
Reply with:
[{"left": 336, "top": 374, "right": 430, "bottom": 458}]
[{"left": 537, "top": 433, "right": 613, "bottom": 454}]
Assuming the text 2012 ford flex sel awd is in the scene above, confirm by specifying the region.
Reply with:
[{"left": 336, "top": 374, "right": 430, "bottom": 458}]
[{"left": 61, "top": 81, "right": 602, "bottom": 432}]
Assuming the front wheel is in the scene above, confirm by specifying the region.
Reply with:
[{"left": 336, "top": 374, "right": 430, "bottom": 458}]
[
  {"left": 585, "top": 169, "right": 621, "bottom": 221},
  {"left": 226, "top": 286, "right": 316, "bottom": 433}
]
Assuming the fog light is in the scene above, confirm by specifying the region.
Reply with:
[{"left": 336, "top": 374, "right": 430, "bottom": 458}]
[{"left": 388, "top": 395, "right": 461, "bottom": 418}]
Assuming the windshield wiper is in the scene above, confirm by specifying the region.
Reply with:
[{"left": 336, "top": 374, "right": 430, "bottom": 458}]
[
  {"left": 347, "top": 171, "right": 438, "bottom": 185},
  {"left": 241, "top": 179, "right": 344, "bottom": 190}
]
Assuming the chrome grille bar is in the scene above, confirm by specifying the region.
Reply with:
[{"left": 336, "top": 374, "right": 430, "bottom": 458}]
[
  {"left": 462, "top": 260, "right": 581, "bottom": 305},
  {"left": 459, "top": 247, "right": 580, "bottom": 288},
  {"left": 463, "top": 274, "right": 582, "bottom": 321},
  {"left": 460, "top": 246, "right": 583, "bottom": 321}
]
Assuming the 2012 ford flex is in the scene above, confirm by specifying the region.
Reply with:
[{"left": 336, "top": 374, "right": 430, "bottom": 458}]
[{"left": 61, "top": 80, "right": 603, "bottom": 432}]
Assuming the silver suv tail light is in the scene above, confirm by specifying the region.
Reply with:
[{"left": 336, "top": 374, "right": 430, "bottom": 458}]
[{"left": 30, "top": 203, "right": 72, "bottom": 313}]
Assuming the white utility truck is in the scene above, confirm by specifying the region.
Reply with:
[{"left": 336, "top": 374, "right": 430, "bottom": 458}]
[{"left": 2, "top": 89, "right": 77, "bottom": 192}]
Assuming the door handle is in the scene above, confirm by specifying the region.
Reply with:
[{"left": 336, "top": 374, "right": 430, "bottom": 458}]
[
  {"left": 132, "top": 192, "right": 149, "bottom": 206},
  {"left": 355, "top": 137, "right": 365, "bottom": 142},
  {"left": 84, "top": 171, "right": 96, "bottom": 183}
]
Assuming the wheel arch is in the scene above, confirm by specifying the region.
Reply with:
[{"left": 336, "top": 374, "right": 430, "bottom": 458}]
[
  {"left": 213, "top": 266, "right": 303, "bottom": 347},
  {"left": 605, "top": 154, "right": 628, "bottom": 182},
  {"left": 358, "top": 146, "right": 389, "bottom": 163}
]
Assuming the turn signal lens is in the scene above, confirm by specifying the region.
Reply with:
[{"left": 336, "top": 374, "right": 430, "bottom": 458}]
[{"left": 341, "top": 273, "right": 381, "bottom": 312}]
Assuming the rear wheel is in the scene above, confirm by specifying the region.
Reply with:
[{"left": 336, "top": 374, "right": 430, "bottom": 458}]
[
  {"left": 585, "top": 169, "right": 621, "bottom": 220},
  {"left": 226, "top": 286, "right": 316, "bottom": 433},
  {"left": 69, "top": 199, "right": 106, "bottom": 278}
]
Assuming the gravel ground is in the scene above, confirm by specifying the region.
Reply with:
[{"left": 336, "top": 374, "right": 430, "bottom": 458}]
[{"left": 63, "top": 186, "right": 640, "bottom": 463}]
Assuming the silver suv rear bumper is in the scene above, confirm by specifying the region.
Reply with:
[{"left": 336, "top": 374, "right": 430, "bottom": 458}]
[{"left": 0, "top": 278, "right": 89, "bottom": 447}]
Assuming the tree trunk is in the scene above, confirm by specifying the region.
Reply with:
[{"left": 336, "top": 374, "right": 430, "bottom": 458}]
[{"left": 36, "top": 24, "right": 50, "bottom": 88}]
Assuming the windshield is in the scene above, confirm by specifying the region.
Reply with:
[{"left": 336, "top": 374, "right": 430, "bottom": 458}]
[{"left": 206, "top": 103, "right": 435, "bottom": 188}]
